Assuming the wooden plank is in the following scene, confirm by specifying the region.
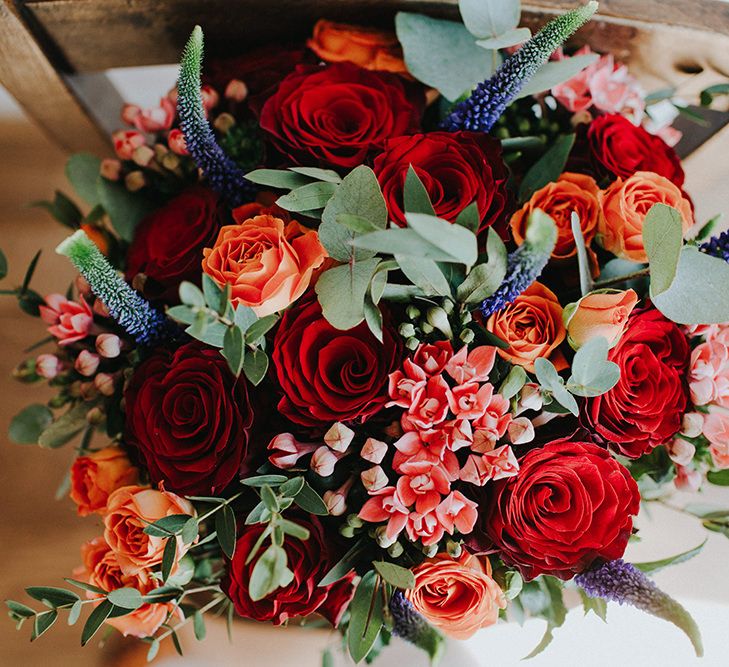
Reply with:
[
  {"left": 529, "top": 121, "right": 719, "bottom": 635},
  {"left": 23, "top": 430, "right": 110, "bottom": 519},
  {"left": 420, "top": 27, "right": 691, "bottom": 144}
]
[{"left": 0, "top": 1, "right": 109, "bottom": 154}]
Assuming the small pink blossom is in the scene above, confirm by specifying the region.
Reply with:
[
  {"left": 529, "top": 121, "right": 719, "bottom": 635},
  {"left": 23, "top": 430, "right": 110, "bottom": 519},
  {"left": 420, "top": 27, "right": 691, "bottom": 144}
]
[
  {"left": 421, "top": 419, "right": 473, "bottom": 454},
  {"left": 39, "top": 294, "right": 94, "bottom": 346},
  {"left": 448, "top": 382, "right": 495, "bottom": 420},
  {"left": 406, "top": 509, "right": 444, "bottom": 546},
  {"left": 121, "top": 104, "right": 142, "bottom": 126},
  {"left": 515, "top": 383, "right": 542, "bottom": 414},
  {"left": 681, "top": 412, "right": 704, "bottom": 439},
  {"left": 393, "top": 433, "right": 460, "bottom": 480},
  {"left": 396, "top": 463, "right": 450, "bottom": 514},
  {"left": 460, "top": 445, "right": 519, "bottom": 486},
  {"left": 132, "top": 97, "right": 176, "bottom": 133},
  {"left": 703, "top": 410, "right": 729, "bottom": 469},
  {"left": 201, "top": 85, "right": 220, "bottom": 112},
  {"left": 112, "top": 130, "right": 146, "bottom": 160},
  {"left": 689, "top": 341, "right": 729, "bottom": 408},
  {"left": 75, "top": 350, "right": 100, "bottom": 377},
  {"left": 100, "top": 158, "right": 122, "bottom": 181},
  {"left": 94, "top": 372, "right": 116, "bottom": 396},
  {"left": 361, "top": 437, "right": 387, "bottom": 464},
  {"left": 359, "top": 486, "right": 409, "bottom": 540},
  {"left": 471, "top": 392, "right": 512, "bottom": 452},
  {"left": 674, "top": 465, "right": 702, "bottom": 492},
  {"left": 310, "top": 445, "right": 347, "bottom": 477},
  {"left": 96, "top": 333, "right": 122, "bottom": 359},
  {"left": 667, "top": 438, "right": 696, "bottom": 467},
  {"left": 436, "top": 491, "right": 478, "bottom": 536},
  {"left": 323, "top": 422, "right": 354, "bottom": 452},
  {"left": 361, "top": 465, "right": 389, "bottom": 492},
  {"left": 507, "top": 417, "right": 535, "bottom": 445},
  {"left": 403, "top": 375, "right": 452, "bottom": 430},
  {"left": 167, "top": 129, "right": 189, "bottom": 156},
  {"left": 323, "top": 478, "right": 355, "bottom": 517},
  {"left": 445, "top": 345, "right": 496, "bottom": 384},
  {"left": 36, "top": 354, "right": 62, "bottom": 379},
  {"left": 225, "top": 79, "right": 249, "bottom": 102},
  {"left": 411, "top": 341, "right": 454, "bottom": 376},
  {"left": 267, "top": 433, "right": 318, "bottom": 469}
]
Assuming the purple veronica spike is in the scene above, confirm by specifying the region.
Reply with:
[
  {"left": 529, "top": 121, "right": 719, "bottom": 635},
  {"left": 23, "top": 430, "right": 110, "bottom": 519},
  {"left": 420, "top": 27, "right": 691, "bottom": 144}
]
[
  {"left": 389, "top": 591, "right": 444, "bottom": 662},
  {"left": 700, "top": 229, "right": 729, "bottom": 262}
]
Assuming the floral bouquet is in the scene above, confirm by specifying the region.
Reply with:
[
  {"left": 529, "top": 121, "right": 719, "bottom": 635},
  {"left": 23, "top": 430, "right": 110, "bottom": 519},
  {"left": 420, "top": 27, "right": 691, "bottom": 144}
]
[{"left": 5, "top": 0, "right": 729, "bottom": 663}]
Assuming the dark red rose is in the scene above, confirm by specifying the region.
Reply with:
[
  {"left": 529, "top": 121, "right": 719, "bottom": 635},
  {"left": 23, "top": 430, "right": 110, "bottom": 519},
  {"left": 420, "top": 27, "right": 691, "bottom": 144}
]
[
  {"left": 373, "top": 132, "right": 510, "bottom": 233},
  {"left": 222, "top": 517, "right": 355, "bottom": 625},
  {"left": 272, "top": 293, "right": 402, "bottom": 428},
  {"left": 485, "top": 439, "right": 640, "bottom": 580},
  {"left": 582, "top": 307, "right": 689, "bottom": 458},
  {"left": 126, "top": 187, "right": 221, "bottom": 302},
  {"left": 124, "top": 342, "right": 253, "bottom": 495},
  {"left": 587, "top": 114, "right": 685, "bottom": 186},
  {"left": 259, "top": 62, "right": 422, "bottom": 169}
]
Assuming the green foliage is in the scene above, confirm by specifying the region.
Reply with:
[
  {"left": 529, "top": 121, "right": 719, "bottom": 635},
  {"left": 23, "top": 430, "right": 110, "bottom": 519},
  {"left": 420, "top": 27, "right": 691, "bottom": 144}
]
[
  {"left": 707, "top": 469, "right": 729, "bottom": 486},
  {"left": 475, "top": 27, "right": 531, "bottom": 49},
  {"left": 643, "top": 203, "right": 683, "bottom": 297},
  {"left": 373, "top": 562, "right": 415, "bottom": 590},
  {"left": 9, "top": 404, "right": 53, "bottom": 444},
  {"left": 33, "top": 191, "right": 83, "bottom": 229},
  {"left": 276, "top": 181, "right": 338, "bottom": 214},
  {"left": 458, "top": 0, "right": 520, "bottom": 39},
  {"left": 315, "top": 258, "right": 381, "bottom": 330},
  {"left": 498, "top": 365, "right": 527, "bottom": 400},
  {"left": 37, "top": 404, "right": 88, "bottom": 448},
  {"left": 106, "top": 588, "right": 144, "bottom": 610},
  {"left": 395, "top": 13, "right": 497, "bottom": 101},
  {"left": 633, "top": 540, "right": 706, "bottom": 575},
  {"left": 65, "top": 153, "right": 103, "bottom": 206},
  {"left": 456, "top": 229, "right": 507, "bottom": 303},
  {"left": 566, "top": 336, "right": 620, "bottom": 397},
  {"left": 534, "top": 357, "right": 579, "bottom": 416},
  {"left": 347, "top": 571, "right": 385, "bottom": 663},
  {"left": 215, "top": 504, "right": 237, "bottom": 559},
  {"left": 517, "top": 53, "right": 599, "bottom": 99},
  {"left": 518, "top": 134, "right": 575, "bottom": 201}
]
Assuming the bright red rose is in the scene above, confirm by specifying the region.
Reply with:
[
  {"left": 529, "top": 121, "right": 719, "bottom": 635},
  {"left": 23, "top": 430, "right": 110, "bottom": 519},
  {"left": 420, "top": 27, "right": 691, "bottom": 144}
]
[
  {"left": 272, "top": 293, "right": 402, "bottom": 428},
  {"left": 582, "top": 307, "right": 690, "bottom": 458},
  {"left": 587, "top": 114, "right": 685, "bottom": 186},
  {"left": 485, "top": 439, "right": 640, "bottom": 580},
  {"left": 373, "top": 132, "right": 510, "bottom": 232},
  {"left": 126, "top": 187, "right": 221, "bottom": 302},
  {"left": 259, "top": 62, "right": 422, "bottom": 169},
  {"left": 222, "top": 517, "right": 355, "bottom": 625},
  {"left": 124, "top": 342, "right": 254, "bottom": 495}
]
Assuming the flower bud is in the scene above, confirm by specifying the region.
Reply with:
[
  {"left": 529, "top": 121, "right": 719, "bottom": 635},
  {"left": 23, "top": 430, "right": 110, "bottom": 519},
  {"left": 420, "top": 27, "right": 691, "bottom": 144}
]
[
  {"left": 161, "top": 152, "right": 181, "bottom": 171},
  {"left": 36, "top": 354, "right": 63, "bottom": 379},
  {"left": 516, "top": 383, "right": 542, "bottom": 414},
  {"left": 94, "top": 372, "right": 116, "bottom": 397},
  {"left": 360, "top": 465, "right": 388, "bottom": 492},
  {"left": 75, "top": 350, "right": 100, "bottom": 377},
  {"left": 79, "top": 381, "right": 98, "bottom": 401},
  {"left": 310, "top": 445, "right": 346, "bottom": 477},
  {"left": 346, "top": 514, "right": 364, "bottom": 529},
  {"left": 387, "top": 542, "right": 404, "bottom": 558},
  {"left": 399, "top": 323, "right": 416, "bottom": 338},
  {"left": 405, "top": 337, "right": 420, "bottom": 351},
  {"left": 324, "top": 490, "right": 348, "bottom": 517},
  {"left": 459, "top": 328, "right": 475, "bottom": 344},
  {"left": 406, "top": 306, "right": 420, "bottom": 320},
  {"left": 225, "top": 78, "right": 249, "bottom": 102},
  {"left": 361, "top": 437, "right": 387, "bottom": 464},
  {"left": 121, "top": 104, "right": 141, "bottom": 126},
  {"left": 446, "top": 539, "right": 463, "bottom": 559},
  {"left": 339, "top": 525, "right": 356, "bottom": 538},
  {"left": 422, "top": 543, "right": 439, "bottom": 558},
  {"left": 426, "top": 307, "right": 453, "bottom": 339},
  {"left": 324, "top": 422, "right": 355, "bottom": 452},
  {"left": 125, "top": 170, "right": 146, "bottom": 192},
  {"left": 667, "top": 438, "right": 696, "bottom": 467},
  {"left": 508, "top": 417, "right": 535, "bottom": 445},
  {"left": 674, "top": 465, "right": 702, "bottom": 492},
  {"left": 100, "top": 158, "right": 122, "bottom": 181},
  {"left": 86, "top": 406, "right": 105, "bottom": 425},
  {"left": 95, "top": 333, "right": 122, "bottom": 358},
  {"left": 201, "top": 85, "right": 220, "bottom": 112},
  {"left": 681, "top": 412, "right": 704, "bottom": 439},
  {"left": 267, "top": 433, "right": 318, "bottom": 469},
  {"left": 132, "top": 144, "right": 156, "bottom": 167},
  {"left": 375, "top": 525, "right": 398, "bottom": 549},
  {"left": 213, "top": 112, "right": 236, "bottom": 134}
]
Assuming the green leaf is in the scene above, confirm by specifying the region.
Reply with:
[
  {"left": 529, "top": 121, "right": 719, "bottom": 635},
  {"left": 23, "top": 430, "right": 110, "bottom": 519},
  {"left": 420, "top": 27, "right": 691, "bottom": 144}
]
[
  {"left": 242, "top": 348, "right": 269, "bottom": 386},
  {"left": 37, "top": 403, "right": 88, "bottom": 448},
  {"left": 249, "top": 544, "right": 294, "bottom": 601},
  {"left": 64, "top": 578, "right": 106, "bottom": 595},
  {"left": 406, "top": 212, "right": 478, "bottom": 266},
  {"left": 188, "top": 319, "right": 227, "bottom": 348},
  {"left": 352, "top": 228, "right": 470, "bottom": 264},
  {"left": 373, "top": 562, "right": 415, "bottom": 590},
  {"left": 161, "top": 538, "right": 177, "bottom": 582},
  {"left": 567, "top": 336, "right": 620, "bottom": 397},
  {"left": 222, "top": 325, "right": 245, "bottom": 377},
  {"left": 241, "top": 474, "right": 287, "bottom": 488},
  {"left": 519, "top": 134, "right": 576, "bottom": 201},
  {"left": 68, "top": 599, "right": 83, "bottom": 626},
  {"left": 319, "top": 540, "right": 365, "bottom": 586},
  {"left": 322, "top": 648, "right": 334, "bottom": 667},
  {"left": 498, "top": 365, "right": 527, "bottom": 400},
  {"left": 260, "top": 484, "right": 280, "bottom": 512},
  {"left": 294, "top": 482, "right": 329, "bottom": 516},
  {"left": 234, "top": 304, "right": 258, "bottom": 332},
  {"left": 454, "top": 201, "right": 480, "bottom": 234},
  {"left": 201, "top": 274, "right": 227, "bottom": 314},
  {"left": 6, "top": 600, "right": 36, "bottom": 618},
  {"left": 66, "top": 154, "right": 102, "bottom": 205},
  {"left": 571, "top": 211, "right": 593, "bottom": 296},
  {"left": 276, "top": 181, "right": 338, "bottom": 213},
  {"left": 503, "top": 570, "right": 523, "bottom": 600},
  {"left": 517, "top": 54, "right": 600, "bottom": 99},
  {"left": 245, "top": 314, "right": 278, "bottom": 343},
  {"left": 147, "top": 639, "right": 161, "bottom": 661},
  {"left": 643, "top": 204, "right": 684, "bottom": 297},
  {"left": 279, "top": 476, "right": 305, "bottom": 497},
  {"left": 652, "top": 246, "right": 729, "bottom": 324},
  {"left": 279, "top": 518, "right": 311, "bottom": 541},
  {"left": 106, "top": 588, "right": 144, "bottom": 610},
  {"left": 289, "top": 167, "right": 342, "bottom": 183},
  {"left": 179, "top": 281, "right": 206, "bottom": 307},
  {"left": 31, "top": 610, "right": 58, "bottom": 641},
  {"left": 403, "top": 166, "right": 435, "bottom": 216},
  {"left": 34, "top": 192, "right": 83, "bottom": 229},
  {"left": 81, "top": 598, "right": 113, "bottom": 646},
  {"left": 396, "top": 12, "right": 496, "bottom": 101},
  {"left": 459, "top": 0, "right": 520, "bottom": 38},
  {"left": 315, "top": 258, "right": 381, "bottom": 330},
  {"left": 578, "top": 588, "right": 607, "bottom": 621},
  {"left": 456, "top": 228, "right": 507, "bottom": 303},
  {"left": 634, "top": 540, "right": 706, "bottom": 575},
  {"left": 347, "top": 571, "right": 384, "bottom": 663},
  {"left": 335, "top": 213, "right": 381, "bottom": 234},
  {"left": 193, "top": 610, "right": 206, "bottom": 641},
  {"left": 167, "top": 304, "right": 196, "bottom": 325},
  {"left": 523, "top": 623, "right": 556, "bottom": 659},
  {"left": 181, "top": 517, "right": 199, "bottom": 545},
  {"left": 396, "top": 255, "right": 451, "bottom": 296},
  {"left": 21, "top": 249, "right": 41, "bottom": 294},
  {"left": 96, "top": 177, "right": 155, "bottom": 242},
  {"left": 216, "top": 504, "right": 237, "bottom": 559},
  {"left": 707, "top": 469, "right": 729, "bottom": 486},
  {"left": 0, "top": 248, "right": 7, "bottom": 280},
  {"left": 143, "top": 514, "right": 193, "bottom": 537},
  {"left": 534, "top": 357, "right": 579, "bottom": 416},
  {"left": 319, "top": 166, "right": 388, "bottom": 262},
  {"left": 475, "top": 26, "right": 531, "bottom": 49},
  {"left": 25, "top": 587, "right": 79, "bottom": 608},
  {"left": 244, "top": 169, "right": 314, "bottom": 190},
  {"left": 9, "top": 404, "right": 53, "bottom": 444}
]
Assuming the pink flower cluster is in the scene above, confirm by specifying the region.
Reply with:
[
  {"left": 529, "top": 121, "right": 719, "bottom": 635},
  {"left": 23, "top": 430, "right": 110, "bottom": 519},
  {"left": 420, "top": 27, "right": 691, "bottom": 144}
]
[{"left": 359, "top": 342, "right": 521, "bottom": 547}]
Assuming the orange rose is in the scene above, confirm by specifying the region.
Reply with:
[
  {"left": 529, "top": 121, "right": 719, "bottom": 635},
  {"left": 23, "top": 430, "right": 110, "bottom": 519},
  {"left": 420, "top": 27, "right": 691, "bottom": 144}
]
[
  {"left": 511, "top": 172, "right": 602, "bottom": 260},
  {"left": 564, "top": 289, "right": 639, "bottom": 348},
  {"left": 103, "top": 485, "right": 194, "bottom": 576},
  {"left": 486, "top": 282, "right": 566, "bottom": 372},
  {"left": 77, "top": 537, "right": 179, "bottom": 638},
  {"left": 70, "top": 447, "right": 140, "bottom": 516},
  {"left": 598, "top": 170, "right": 694, "bottom": 262},
  {"left": 202, "top": 215, "right": 327, "bottom": 317},
  {"left": 407, "top": 552, "right": 506, "bottom": 639},
  {"left": 307, "top": 20, "right": 407, "bottom": 75}
]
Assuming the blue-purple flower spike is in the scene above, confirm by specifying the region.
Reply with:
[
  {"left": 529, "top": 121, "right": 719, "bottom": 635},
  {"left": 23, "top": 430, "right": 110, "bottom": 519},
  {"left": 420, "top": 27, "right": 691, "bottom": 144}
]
[
  {"left": 700, "top": 229, "right": 729, "bottom": 262},
  {"left": 576, "top": 559, "right": 703, "bottom": 657},
  {"left": 389, "top": 591, "right": 444, "bottom": 663},
  {"left": 441, "top": 2, "right": 598, "bottom": 133},
  {"left": 177, "top": 26, "right": 256, "bottom": 207}
]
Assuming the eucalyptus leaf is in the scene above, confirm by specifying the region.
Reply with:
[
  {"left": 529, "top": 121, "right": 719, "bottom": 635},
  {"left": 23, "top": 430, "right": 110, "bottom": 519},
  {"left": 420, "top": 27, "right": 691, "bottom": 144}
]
[
  {"left": 571, "top": 212, "right": 593, "bottom": 296},
  {"left": 373, "top": 562, "right": 415, "bottom": 590},
  {"left": 456, "top": 228, "right": 507, "bottom": 303},
  {"left": 106, "top": 588, "right": 143, "bottom": 610},
  {"left": 179, "top": 281, "right": 206, "bottom": 307},
  {"left": 458, "top": 0, "right": 520, "bottom": 38},
  {"left": 567, "top": 336, "right": 620, "bottom": 397},
  {"left": 81, "top": 598, "right": 113, "bottom": 646},
  {"left": 9, "top": 404, "right": 53, "bottom": 444},
  {"left": 455, "top": 201, "right": 480, "bottom": 234},
  {"left": 643, "top": 204, "right": 684, "bottom": 297},
  {"left": 403, "top": 166, "right": 435, "bottom": 216},
  {"left": 245, "top": 169, "right": 313, "bottom": 190},
  {"left": 96, "top": 177, "right": 155, "bottom": 242},
  {"left": 498, "top": 365, "right": 527, "bottom": 400},
  {"left": 222, "top": 325, "right": 245, "bottom": 377},
  {"left": 276, "top": 181, "right": 338, "bottom": 213},
  {"left": 289, "top": 166, "right": 342, "bottom": 183},
  {"left": 216, "top": 504, "right": 237, "bottom": 559},
  {"left": 634, "top": 540, "right": 706, "bottom": 574},
  {"left": 37, "top": 404, "right": 88, "bottom": 448},
  {"left": 396, "top": 255, "right": 451, "bottom": 296},
  {"left": 242, "top": 348, "right": 269, "bottom": 386},
  {"left": 475, "top": 27, "right": 531, "bottom": 49},
  {"left": 534, "top": 357, "right": 578, "bottom": 416},
  {"left": 249, "top": 544, "right": 293, "bottom": 601},
  {"left": 516, "top": 54, "right": 600, "bottom": 99},
  {"left": 32, "top": 610, "right": 58, "bottom": 641},
  {"left": 364, "top": 297, "right": 384, "bottom": 342},
  {"left": 315, "top": 259, "right": 380, "bottom": 330},
  {"left": 294, "top": 482, "right": 329, "bottom": 516},
  {"left": 406, "top": 212, "right": 478, "bottom": 266},
  {"left": 347, "top": 571, "right": 384, "bottom": 663},
  {"left": 25, "top": 586, "right": 79, "bottom": 608},
  {"left": 161, "top": 537, "right": 177, "bottom": 582},
  {"left": 66, "top": 153, "right": 102, "bottom": 206}
]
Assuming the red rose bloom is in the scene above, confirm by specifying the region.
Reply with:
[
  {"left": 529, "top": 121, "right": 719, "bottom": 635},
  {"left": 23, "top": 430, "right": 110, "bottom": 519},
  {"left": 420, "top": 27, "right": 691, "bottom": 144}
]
[
  {"left": 222, "top": 518, "right": 355, "bottom": 625},
  {"left": 485, "top": 439, "right": 640, "bottom": 580},
  {"left": 126, "top": 187, "right": 221, "bottom": 302},
  {"left": 259, "top": 62, "right": 422, "bottom": 169},
  {"left": 587, "top": 114, "right": 685, "bottom": 186},
  {"left": 272, "top": 294, "right": 402, "bottom": 428},
  {"left": 582, "top": 307, "right": 689, "bottom": 458},
  {"left": 373, "top": 132, "right": 510, "bottom": 232},
  {"left": 124, "top": 342, "right": 253, "bottom": 495}
]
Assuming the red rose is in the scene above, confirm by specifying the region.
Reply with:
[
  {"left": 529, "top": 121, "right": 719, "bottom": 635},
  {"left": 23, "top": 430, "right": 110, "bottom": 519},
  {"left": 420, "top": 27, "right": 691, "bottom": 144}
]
[
  {"left": 126, "top": 187, "right": 221, "bottom": 302},
  {"left": 222, "top": 517, "right": 354, "bottom": 625},
  {"left": 272, "top": 293, "right": 402, "bottom": 428},
  {"left": 373, "top": 132, "right": 510, "bottom": 232},
  {"left": 485, "top": 439, "right": 640, "bottom": 580},
  {"left": 582, "top": 307, "right": 689, "bottom": 458},
  {"left": 587, "top": 114, "right": 685, "bottom": 186},
  {"left": 259, "top": 62, "right": 422, "bottom": 169},
  {"left": 124, "top": 342, "right": 254, "bottom": 495}
]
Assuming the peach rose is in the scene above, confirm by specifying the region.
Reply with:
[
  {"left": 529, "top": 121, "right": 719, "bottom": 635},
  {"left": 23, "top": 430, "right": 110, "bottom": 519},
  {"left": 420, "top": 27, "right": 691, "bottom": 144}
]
[
  {"left": 510, "top": 173, "right": 602, "bottom": 260},
  {"left": 77, "top": 537, "right": 179, "bottom": 638},
  {"left": 103, "top": 485, "right": 194, "bottom": 576},
  {"left": 202, "top": 214, "right": 327, "bottom": 317},
  {"left": 486, "top": 282, "right": 566, "bottom": 372},
  {"left": 563, "top": 289, "right": 638, "bottom": 349},
  {"left": 70, "top": 447, "right": 140, "bottom": 516},
  {"left": 307, "top": 20, "right": 407, "bottom": 74},
  {"left": 598, "top": 171, "right": 694, "bottom": 262},
  {"left": 407, "top": 552, "right": 506, "bottom": 639}
]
